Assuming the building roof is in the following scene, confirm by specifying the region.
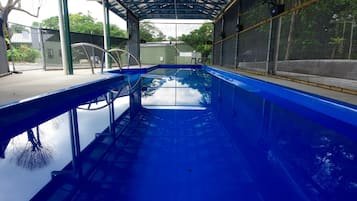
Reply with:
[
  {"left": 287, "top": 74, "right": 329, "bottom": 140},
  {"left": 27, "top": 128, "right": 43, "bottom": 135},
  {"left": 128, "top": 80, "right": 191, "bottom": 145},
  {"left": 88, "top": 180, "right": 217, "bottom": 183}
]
[{"left": 98, "top": 0, "right": 233, "bottom": 20}]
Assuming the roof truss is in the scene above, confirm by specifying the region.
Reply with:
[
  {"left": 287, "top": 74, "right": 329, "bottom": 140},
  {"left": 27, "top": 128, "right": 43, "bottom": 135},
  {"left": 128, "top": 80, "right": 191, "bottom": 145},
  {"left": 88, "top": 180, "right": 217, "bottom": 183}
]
[{"left": 104, "top": 0, "right": 233, "bottom": 20}]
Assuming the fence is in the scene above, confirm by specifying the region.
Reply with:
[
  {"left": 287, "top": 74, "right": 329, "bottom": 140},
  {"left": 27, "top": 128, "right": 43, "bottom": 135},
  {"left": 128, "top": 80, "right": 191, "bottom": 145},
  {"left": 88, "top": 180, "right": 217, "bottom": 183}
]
[
  {"left": 213, "top": 0, "right": 357, "bottom": 80},
  {"left": 7, "top": 23, "right": 127, "bottom": 72}
]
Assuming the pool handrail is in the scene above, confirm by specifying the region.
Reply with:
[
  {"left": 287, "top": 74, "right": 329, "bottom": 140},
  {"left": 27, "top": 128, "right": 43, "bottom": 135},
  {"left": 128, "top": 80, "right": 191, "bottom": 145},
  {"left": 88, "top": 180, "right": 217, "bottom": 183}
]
[
  {"left": 108, "top": 48, "right": 142, "bottom": 69},
  {"left": 71, "top": 42, "right": 122, "bottom": 74}
]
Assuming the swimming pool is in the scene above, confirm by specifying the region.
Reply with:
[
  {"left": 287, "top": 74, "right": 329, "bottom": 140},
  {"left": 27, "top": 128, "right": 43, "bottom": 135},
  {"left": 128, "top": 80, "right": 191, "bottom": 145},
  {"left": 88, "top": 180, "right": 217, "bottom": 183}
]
[{"left": 1, "top": 65, "right": 356, "bottom": 200}]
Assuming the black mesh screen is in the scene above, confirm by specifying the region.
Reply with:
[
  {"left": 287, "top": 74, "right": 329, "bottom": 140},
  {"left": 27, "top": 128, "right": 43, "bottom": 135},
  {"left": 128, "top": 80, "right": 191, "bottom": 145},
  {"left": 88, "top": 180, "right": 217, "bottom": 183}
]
[
  {"left": 213, "top": 18, "right": 223, "bottom": 65},
  {"left": 41, "top": 28, "right": 126, "bottom": 67},
  {"left": 222, "top": 2, "right": 238, "bottom": 67},
  {"left": 213, "top": 0, "right": 357, "bottom": 80}
]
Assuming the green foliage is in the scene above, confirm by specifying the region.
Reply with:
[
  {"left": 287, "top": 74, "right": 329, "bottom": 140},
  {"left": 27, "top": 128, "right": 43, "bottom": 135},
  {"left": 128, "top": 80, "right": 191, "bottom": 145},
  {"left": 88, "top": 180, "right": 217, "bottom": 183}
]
[
  {"left": 10, "top": 24, "right": 28, "bottom": 34},
  {"left": 273, "top": 0, "right": 357, "bottom": 59},
  {"left": 329, "top": 36, "right": 346, "bottom": 57},
  {"left": 7, "top": 45, "right": 40, "bottom": 62},
  {"left": 32, "top": 22, "right": 40, "bottom": 28},
  {"left": 179, "top": 23, "right": 213, "bottom": 57},
  {"left": 140, "top": 21, "right": 166, "bottom": 42},
  {"left": 41, "top": 13, "right": 127, "bottom": 38}
]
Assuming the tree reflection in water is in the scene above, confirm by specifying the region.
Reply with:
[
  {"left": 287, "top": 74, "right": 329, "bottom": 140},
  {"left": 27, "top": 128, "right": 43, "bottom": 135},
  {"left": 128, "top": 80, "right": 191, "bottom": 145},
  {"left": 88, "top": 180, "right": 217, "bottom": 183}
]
[{"left": 12, "top": 127, "right": 53, "bottom": 170}]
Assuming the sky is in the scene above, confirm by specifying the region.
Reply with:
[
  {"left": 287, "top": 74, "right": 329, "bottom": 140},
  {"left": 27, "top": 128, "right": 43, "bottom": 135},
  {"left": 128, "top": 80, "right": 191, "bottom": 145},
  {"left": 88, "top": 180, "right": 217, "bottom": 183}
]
[
  {"left": 5, "top": 0, "right": 209, "bottom": 37},
  {"left": 7, "top": 0, "right": 127, "bottom": 29}
]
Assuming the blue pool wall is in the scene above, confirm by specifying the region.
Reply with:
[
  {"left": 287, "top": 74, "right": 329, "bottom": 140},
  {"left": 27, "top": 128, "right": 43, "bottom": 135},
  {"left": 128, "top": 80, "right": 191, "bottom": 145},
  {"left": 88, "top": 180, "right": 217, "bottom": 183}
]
[
  {"left": 116, "top": 64, "right": 356, "bottom": 200},
  {"left": 203, "top": 66, "right": 356, "bottom": 139},
  {"left": 0, "top": 64, "right": 355, "bottom": 201},
  {"left": 114, "top": 64, "right": 356, "bottom": 138},
  {"left": 211, "top": 74, "right": 356, "bottom": 200},
  {"left": 204, "top": 65, "right": 356, "bottom": 200}
]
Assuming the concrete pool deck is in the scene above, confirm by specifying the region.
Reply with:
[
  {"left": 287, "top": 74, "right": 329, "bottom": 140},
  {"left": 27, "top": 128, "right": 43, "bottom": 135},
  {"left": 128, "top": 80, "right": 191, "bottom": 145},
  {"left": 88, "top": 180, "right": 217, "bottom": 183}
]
[
  {"left": 0, "top": 69, "right": 110, "bottom": 105},
  {"left": 0, "top": 66, "right": 356, "bottom": 106},
  {"left": 216, "top": 66, "right": 357, "bottom": 105}
]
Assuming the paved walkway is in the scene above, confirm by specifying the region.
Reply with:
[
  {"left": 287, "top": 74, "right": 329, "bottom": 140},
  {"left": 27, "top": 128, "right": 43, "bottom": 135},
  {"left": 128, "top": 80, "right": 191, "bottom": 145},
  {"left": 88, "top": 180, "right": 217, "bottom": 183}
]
[
  {"left": 216, "top": 66, "right": 357, "bottom": 105},
  {"left": 0, "top": 69, "right": 110, "bottom": 106},
  {"left": 277, "top": 71, "right": 357, "bottom": 92}
]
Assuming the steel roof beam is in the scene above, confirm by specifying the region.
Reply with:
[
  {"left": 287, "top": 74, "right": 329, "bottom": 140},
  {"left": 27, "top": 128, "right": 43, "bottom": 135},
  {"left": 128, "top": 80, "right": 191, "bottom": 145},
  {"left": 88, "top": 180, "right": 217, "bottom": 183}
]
[
  {"left": 105, "top": 0, "right": 232, "bottom": 20},
  {"left": 120, "top": 1, "right": 227, "bottom": 6},
  {"left": 140, "top": 13, "right": 209, "bottom": 20}
]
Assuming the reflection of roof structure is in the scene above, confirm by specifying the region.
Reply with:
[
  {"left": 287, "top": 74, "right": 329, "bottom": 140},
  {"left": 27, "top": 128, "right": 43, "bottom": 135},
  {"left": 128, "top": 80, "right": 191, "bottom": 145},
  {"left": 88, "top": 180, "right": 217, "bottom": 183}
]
[{"left": 101, "top": 0, "right": 233, "bottom": 20}]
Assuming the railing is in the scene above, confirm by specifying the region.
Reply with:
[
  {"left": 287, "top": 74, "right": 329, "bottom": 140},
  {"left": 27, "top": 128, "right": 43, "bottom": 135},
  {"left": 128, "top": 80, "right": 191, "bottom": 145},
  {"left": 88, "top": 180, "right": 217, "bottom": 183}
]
[
  {"left": 108, "top": 48, "right": 142, "bottom": 69},
  {"left": 71, "top": 42, "right": 141, "bottom": 74}
]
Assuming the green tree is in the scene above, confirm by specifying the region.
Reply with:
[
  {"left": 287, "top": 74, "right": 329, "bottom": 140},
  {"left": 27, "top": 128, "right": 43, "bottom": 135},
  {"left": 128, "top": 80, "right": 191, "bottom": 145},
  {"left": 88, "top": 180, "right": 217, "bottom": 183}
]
[
  {"left": 7, "top": 45, "right": 40, "bottom": 62},
  {"left": 32, "top": 21, "right": 40, "bottom": 28},
  {"left": 293, "top": 0, "right": 357, "bottom": 59},
  {"left": 0, "top": 0, "right": 41, "bottom": 74},
  {"left": 41, "top": 13, "right": 127, "bottom": 38},
  {"left": 140, "top": 21, "right": 166, "bottom": 42},
  {"left": 10, "top": 23, "right": 27, "bottom": 33},
  {"left": 179, "top": 23, "right": 213, "bottom": 58}
]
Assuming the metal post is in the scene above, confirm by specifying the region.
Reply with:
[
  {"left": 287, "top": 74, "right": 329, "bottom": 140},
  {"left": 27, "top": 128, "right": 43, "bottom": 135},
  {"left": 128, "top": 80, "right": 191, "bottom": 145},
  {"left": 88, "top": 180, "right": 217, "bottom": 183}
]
[
  {"left": 348, "top": 19, "right": 355, "bottom": 59},
  {"left": 127, "top": 12, "right": 140, "bottom": 67},
  {"left": 212, "top": 23, "right": 217, "bottom": 65},
  {"left": 234, "top": 2, "right": 241, "bottom": 70},
  {"left": 273, "top": 17, "right": 282, "bottom": 74},
  {"left": 91, "top": 46, "right": 96, "bottom": 73},
  {"left": 58, "top": 0, "right": 73, "bottom": 75},
  {"left": 103, "top": 0, "right": 111, "bottom": 69},
  {"left": 265, "top": 20, "right": 273, "bottom": 74},
  {"left": 266, "top": 16, "right": 281, "bottom": 75},
  {"left": 39, "top": 26, "right": 47, "bottom": 71},
  {"left": 68, "top": 109, "right": 82, "bottom": 178},
  {"left": 175, "top": 22, "right": 178, "bottom": 64}
]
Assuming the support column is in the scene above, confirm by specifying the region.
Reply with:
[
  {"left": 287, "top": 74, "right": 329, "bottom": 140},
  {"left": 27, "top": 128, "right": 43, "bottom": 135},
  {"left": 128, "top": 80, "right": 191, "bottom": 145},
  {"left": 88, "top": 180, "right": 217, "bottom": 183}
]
[
  {"left": 58, "top": 0, "right": 73, "bottom": 75},
  {"left": 235, "top": 1, "right": 241, "bottom": 70},
  {"left": 127, "top": 12, "right": 140, "bottom": 66},
  {"left": 266, "top": 17, "right": 282, "bottom": 75},
  {"left": 212, "top": 23, "right": 218, "bottom": 65},
  {"left": 212, "top": 19, "right": 221, "bottom": 66},
  {"left": 266, "top": 1, "right": 284, "bottom": 75},
  {"left": 102, "top": 0, "right": 111, "bottom": 69},
  {"left": 39, "top": 27, "right": 47, "bottom": 71}
]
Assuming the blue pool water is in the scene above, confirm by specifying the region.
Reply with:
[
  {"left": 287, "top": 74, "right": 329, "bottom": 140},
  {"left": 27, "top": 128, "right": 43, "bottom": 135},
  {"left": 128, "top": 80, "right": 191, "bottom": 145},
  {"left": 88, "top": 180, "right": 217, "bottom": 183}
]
[{"left": 0, "top": 65, "right": 356, "bottom": 201}]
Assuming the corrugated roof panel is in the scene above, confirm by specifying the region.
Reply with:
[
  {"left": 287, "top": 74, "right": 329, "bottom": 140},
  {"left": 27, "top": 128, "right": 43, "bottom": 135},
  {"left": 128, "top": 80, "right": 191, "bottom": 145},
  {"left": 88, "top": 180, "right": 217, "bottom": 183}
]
[{"left": 100, "top": 0, "right": 233, "bottom": 20}]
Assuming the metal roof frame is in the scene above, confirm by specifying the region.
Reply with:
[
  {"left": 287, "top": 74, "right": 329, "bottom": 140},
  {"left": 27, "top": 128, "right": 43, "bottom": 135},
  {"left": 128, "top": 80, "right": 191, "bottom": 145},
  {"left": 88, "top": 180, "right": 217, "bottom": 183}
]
[{"left": 101, "top": 0, "right": 233, "bottom": 20}]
